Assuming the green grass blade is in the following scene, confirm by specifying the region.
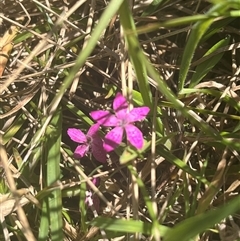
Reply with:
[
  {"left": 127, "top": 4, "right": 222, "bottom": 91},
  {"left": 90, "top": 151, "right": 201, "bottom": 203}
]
[
  {"left": 157, "top": 145, "right": 209, "bottom": 185},
  {"left": 136, "top": 15, "right": 214, "bottom": 35},
  {"left": 178, "top": 3, "right": 228, "bottom": 91},
  {"left": 141, "top": 0, "right": 169, "bottom": 16},
  {"left": 200, "top": 17, "right": 234, "bottom": 42},
  {"left": 119, "top": 1, "right": 164, "bottom": 134},
  {"left": 118, "top": 1, "right": 152, "bottom": 108},
  {"left": 38, "top": 200, "right": 50, "bottom": 241},
  {"left": 190, "top": 35, "right": 231, "bottom": 88},
  {"left": 79, "top": 181, "right": 87, "bottom": 232},
  {"left": 64, "top": 98, "right": 93, "bottom": 126},
  {"left": 48, "top": 0, "right": 124, "bottom": 112},
  {"left": 90, "top": 217, "right": 170, "bottom": 236},
  {"left": 143, "top": 51, "right": 222, "bottom": 140},
  {"left": 127, "top": 164, "right": 157, "bottom": 221},
  {"left": 2, "top": 114, "right": 26, "bottom": 145},
  {"left": 164, "top": 195, "right": 240, "bottom": 241},
  {"left": 45, "top": 107, "right": 63, "bottom": 240},
  {"left": 31, "top": 0, "right": 125, "bottom": 151}
]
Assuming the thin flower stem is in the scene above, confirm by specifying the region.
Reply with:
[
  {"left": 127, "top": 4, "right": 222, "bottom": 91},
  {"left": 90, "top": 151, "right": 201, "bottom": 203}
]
[
  {"left": 151, "top": 91, "right": 158, "bottom": 214},
  {"left": 120, "top": 25, "right": 127, "bottom": 97},
  {"left": 128, "top": 61, "right": 139, "bottom": 240}
]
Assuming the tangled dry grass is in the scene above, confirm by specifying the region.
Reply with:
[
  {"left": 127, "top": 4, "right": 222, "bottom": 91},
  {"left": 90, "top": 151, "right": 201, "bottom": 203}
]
[{"left": 1, "top": 0, "right": 240, "bottom": 240}]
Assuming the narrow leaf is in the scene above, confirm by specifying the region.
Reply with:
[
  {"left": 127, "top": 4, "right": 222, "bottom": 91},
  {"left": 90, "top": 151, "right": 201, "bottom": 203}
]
[
  {"left": 164, "top": 195, "right": 240, "bottom": 241},
  {"left": 190, "top": 36, "right": 231, "bottom": 87}
]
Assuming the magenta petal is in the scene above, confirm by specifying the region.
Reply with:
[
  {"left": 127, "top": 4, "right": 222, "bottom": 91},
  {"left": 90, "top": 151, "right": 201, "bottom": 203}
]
[
  {"left": 103, "top": 127, "right": 124, "bottom": 152},
  {"left": 91, "top": 136, "right": 106, "bottom": 163},
  {"left": 91, "top": 177, "right": 100, "bottom": 187},
  {"left": 74, "top": 144, "right": 89, "bottom": 158},
  {"left": 90, "top": 110, "right": 118, "bottom": 126},
  {"left": 85, "top": 192, "right": 100, "bottom": 211},
  {"left": 87, "top": 124, "right": 100, "bottom": 137},
  {"left": 125, "top": 124, "right": 144, "bottom": 149},
  {"left": 128, "top": 107, "right": 150, "bottom": 122},
  {"left": 113, "top": 93, "right": 128, "bottom": 118},
  {"left": 67, "top": 128, "right": 87, "bottom": 143}
]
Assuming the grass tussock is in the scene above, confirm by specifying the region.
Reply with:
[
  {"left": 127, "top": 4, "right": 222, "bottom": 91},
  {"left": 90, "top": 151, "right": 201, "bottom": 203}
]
[{"left": 0, "top": 0, "right": 240, "bottom": 240}]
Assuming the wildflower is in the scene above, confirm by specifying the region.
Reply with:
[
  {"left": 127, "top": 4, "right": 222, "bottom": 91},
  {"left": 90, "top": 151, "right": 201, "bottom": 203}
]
[
  {"left": 67, "top": 124, "right": 106, "bottom": 163},
  {"left": 90, "top": 92, "right": 150, "bottom": 152},
  {"left": 85, "top": 177, "right": 100, "bottom": 211}
]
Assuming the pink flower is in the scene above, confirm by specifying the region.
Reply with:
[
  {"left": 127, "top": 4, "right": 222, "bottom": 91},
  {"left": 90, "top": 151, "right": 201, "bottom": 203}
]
[
  {"left": 90, "top": 93, "right": 150, "bottom": 152},
  {"left": 67, "top": 124, "right": 106, "bottom": 163},
  {"left": 85, "top": 177, "right": 100, "bottom": 211},
  {"left": 85, "top": 191, "right": 100, "bottom": 211}
]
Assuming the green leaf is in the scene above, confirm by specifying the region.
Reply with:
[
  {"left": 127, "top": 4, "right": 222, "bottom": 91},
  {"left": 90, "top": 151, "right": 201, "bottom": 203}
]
[
  {"left": 120, "top": 140, "right": 151, "bottom": 164},
  {"left": 38, "top": 199, "right": 50, "bottom": 241},
  {"left": 119, "top": 2, "right": 164, "bottom": 134},
  {"left": 2, "top": 114, "right": 27, "bottom": 145},
  {"left": 141, "top": 0, "right": 169, "bottom": 16},
  {"left": 190, "top": 35, "right": 231, "bottom": 87},
  {"left": 120, "top": 133, "right": 175, "bottom": 164},
  {"left": 157, "top": 145, "right": 209, "bottom": 186},
  {"left": 178, "top": 2, "right": 229, "bottom": 91},
  {"left": 200, "top": 18, "right": 234, "bottom": 42},
  {"left": 164, "top": 195, "right": 240, "bottom": 241},
  {"left": 46, "top": 108, "right": 63, "bottom": 241},
  {"left": 119, "top": 2, "right": 152, "bottom": 108},
  {"left": 39, "top": 108, "right": 63, "bottom": 240},
  {"left": 90, "top": 217, "right": 170, "bottom": 236}
]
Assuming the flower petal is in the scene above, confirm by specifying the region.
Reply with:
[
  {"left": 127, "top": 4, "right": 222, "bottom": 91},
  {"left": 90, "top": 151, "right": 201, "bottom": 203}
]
[
  {"left": 90, "top": 110, "right": 118, "bottom": 126},
  {"left": 85, "top": 191, "right": 100, "bottom": 211},
  {"left": 125, "top": 124, "right": 144, "bottom": 149},
  {"left": 91, "top": 135, "right": 107, "bottom": 163},
  {"left": 67, "top": 128, "right": 87, "bottom": 143},
  {"left": 91, "top": 177, "right": 100, "bottom": 187},
  {"left": 87, "top": 123, "right": 100, "bottom": 137},
  {"left": 113, "top": 93, "right": 128, "bottom": 118},
  {"left": 85, "top": 190, "right": 93, "bottom": 207},
  {"left": 103, "top": 127, "right": 124, "bottom": 152},
  {"left": 85, "top": 177, "right": 100, "bottom": 210},
  {"left": 128, "top": 106, "right": 150, "bottom": 122},
  {"left": 74, "top": 144, "right": 89, "bottom": 158}
]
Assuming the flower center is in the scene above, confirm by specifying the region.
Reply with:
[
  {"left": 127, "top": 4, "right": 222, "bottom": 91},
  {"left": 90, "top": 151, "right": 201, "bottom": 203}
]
[
  {"left": 86, "top": 135, "right": 93, "bottom": 144},
  {"left": 118, "top": 118, "right": 129, "bottom": 127}
]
